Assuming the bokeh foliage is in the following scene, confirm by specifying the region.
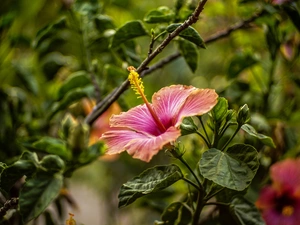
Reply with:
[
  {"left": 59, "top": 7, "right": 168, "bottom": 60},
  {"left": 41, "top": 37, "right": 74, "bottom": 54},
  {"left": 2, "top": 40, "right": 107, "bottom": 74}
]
[{"left": 0, "top": 0, "right": 300, "bottom": 224}]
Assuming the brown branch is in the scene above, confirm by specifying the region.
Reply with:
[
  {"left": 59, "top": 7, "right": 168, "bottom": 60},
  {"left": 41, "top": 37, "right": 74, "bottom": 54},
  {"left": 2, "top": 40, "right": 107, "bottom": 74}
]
[
  {"left": 85, "top": 0, "right": 208, "bottom": 125},
  {"left": 85, "top": 6, "right": 264, "bottom": 126},
  {"left": 0, "top": 197, "right": 19, "bottom": 218}
]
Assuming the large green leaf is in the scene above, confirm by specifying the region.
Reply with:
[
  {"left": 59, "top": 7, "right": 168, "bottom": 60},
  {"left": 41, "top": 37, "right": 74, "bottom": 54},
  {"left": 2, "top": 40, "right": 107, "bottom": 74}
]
[
  {"left": 178, "top": 40, "right": 199, "bottom": 73},
  {"left": 32, "top": 137, "right": 71, "bottom": 160},
  {"left": 144, "top": 6, "right": 175, "bottom": 23},
  {"left": 110, "top": 20, "right": 148, "bottom": 49},
  {"left": 0, "top": 152, "right": 38, "bottom": 197},
  {"left": 159, "top": 202, "right": 192, "bottom": 225},
  {"left": 19, "top": 173, "right": 63, "bottom": 223},
  {"left": 199, "top": 144, "right": 259, "bottom": 191},
  {"left": 230, "top": 196, "right": 266, "bottom": 225},
  {"left": 166, "top": 23, "right": 205, "bottom": 48},
  {"left": 241, "top": 124, "right": 276, "bottom": 148},
  {"left": 118, "top": 164, "right": 183, "bottom": 208},
  {"left": 57, "top": 71, "right": 91, "bottom": 100}
]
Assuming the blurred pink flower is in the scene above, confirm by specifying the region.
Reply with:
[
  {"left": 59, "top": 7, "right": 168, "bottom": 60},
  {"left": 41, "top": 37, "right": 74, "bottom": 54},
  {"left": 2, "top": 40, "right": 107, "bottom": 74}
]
[
  {"left": 272, "top": 0, "right": 290, "bottom": 5},
  {"left": 100, "top": 85, "right": 218, "bottom": 162},
  {"left": 256, "top": 158, "right": 300, "bottom": 225}
]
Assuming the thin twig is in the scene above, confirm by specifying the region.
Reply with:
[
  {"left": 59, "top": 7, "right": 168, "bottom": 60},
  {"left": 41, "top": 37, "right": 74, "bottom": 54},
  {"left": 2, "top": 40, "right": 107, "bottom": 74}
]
[{"left": 85, "top": 9, "right": 265, "bottom": 125}]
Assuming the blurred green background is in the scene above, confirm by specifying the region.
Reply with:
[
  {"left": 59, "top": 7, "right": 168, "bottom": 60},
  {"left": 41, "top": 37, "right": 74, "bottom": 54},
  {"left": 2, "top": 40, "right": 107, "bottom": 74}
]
[{"left": 1, "top": 0, "right": 300, "bottom": 224}]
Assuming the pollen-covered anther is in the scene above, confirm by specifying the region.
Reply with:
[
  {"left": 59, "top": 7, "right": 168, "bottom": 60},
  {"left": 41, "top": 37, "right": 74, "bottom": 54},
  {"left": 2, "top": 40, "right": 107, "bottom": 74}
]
[{"left": 127, "top": 66, "right": 145, "bottom": 99}]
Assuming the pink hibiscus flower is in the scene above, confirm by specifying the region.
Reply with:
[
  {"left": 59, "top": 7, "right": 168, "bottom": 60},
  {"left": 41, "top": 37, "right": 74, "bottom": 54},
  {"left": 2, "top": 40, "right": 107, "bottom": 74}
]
[
  {"left": 100, "top": 68, "right": 218, "bottom": 162},
  {"left": 256, "top": 158, "right": 300, "bottom": 225}
]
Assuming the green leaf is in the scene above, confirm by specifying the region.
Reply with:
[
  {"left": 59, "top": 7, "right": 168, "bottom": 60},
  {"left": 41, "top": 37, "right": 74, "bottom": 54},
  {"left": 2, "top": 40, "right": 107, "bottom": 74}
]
[
  {"left": 118, "top": 164, "right": 183, "bottom": 208},
  {"left": 144, "top": 6, "right": 175, "bottom": 23},
  {"left": 49, "top": 86, "right": 93, "bottom": 119},
  {"left": 34, "top": 17, "right": 67, "bottom": 48},
  {"left": 19, "top": 173, "right": 63, "bottom": 223},
  {"left": 57, "top": 71, "right": 91, "bottom": 100},
  {"left": 178, "top": 40, "right": 199, "bottom": 73},
  {"left": 0, "top": 152, "right": 38, "bottom": 197},
  {"left": 40, "top": 155, "right": 65, "bottom": 173},
  {"left": 227, "top": 53, "right": 258, "bottom": 79},
  {"left": 230, "top": 196, "right": 266, "bottom": 225},
  {"left": 211, "top": 97, "right": 228, "bottom": 123},
  {"left": 78, "top": 141, "right": 106, "bottom": 165},
  {"left": 241, "top": 124, "right": 276, "bottom": 148},
  {"left": 94, "top": 15, "right": 115, "bottom": 33},
  {"left": 199, "top": 144, "right": 259, "bottom": 191},
  {"left": 110, "top": 20, "right": 148, "bottom": 49},
  {"left": 160, "top": 202, "right": 192, "bottom": 225},
  {"left": 32, "top": 137, "right": 71, "bottom": 160},
  {"left": 166, "top": 23, "right": 205, "bottom": 48}
]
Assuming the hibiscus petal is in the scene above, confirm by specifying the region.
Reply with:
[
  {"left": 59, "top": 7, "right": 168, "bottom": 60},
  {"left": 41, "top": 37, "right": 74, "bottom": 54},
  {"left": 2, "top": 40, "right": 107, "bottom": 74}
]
[
  {"left": 100, "top": 128, "right": 153, "bottom": 154},
  {"left": 256, "top": 186, "right": 278, "bottom": 210},
  {"left": 152, "top": 85, "right": 197, "bottom": 128},
  {"left": 270, "top": 158, "right": 300, "bottom": 193},
  {"left": 176, "top": 88, "right": 218, "bottom": 126},
  {"left": 109, "top": 104, "right": 162, "bottom": 136},
  {"left": 125, "top": 126, "right": 181, "bottom": 162}
]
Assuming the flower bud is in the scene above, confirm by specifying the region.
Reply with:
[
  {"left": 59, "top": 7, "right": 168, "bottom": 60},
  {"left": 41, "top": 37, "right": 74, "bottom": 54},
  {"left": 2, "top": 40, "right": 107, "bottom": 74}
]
[
  {"left": 211, "top": 97, "right": 228, "bottom": 123},
  {"left": 226, "top": 109, "right": 235, "bottom": 122},
  {"left": 180, "top": 117, "right": 198, "bottom": 136},
  {"left": 61, "top": 113, "right": 77, "bottom": 139},
  {"left": 237, "top": 104, "right": 250, "bottom": 125}
]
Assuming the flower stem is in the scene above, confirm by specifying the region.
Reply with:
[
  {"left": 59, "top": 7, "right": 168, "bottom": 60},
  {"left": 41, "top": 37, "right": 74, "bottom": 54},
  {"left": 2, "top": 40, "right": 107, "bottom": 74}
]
[
  {"left": 192, "top": 190, "right": 205, "bottom": 225},
  {"left": 221, "top": 125, "right": 241, "bottom": 151},
  {"left": 178, "top": 156, "right": 201, "bottom": 187},
  {"left": 196, "top": 131, "right": 210, "bottom": 148},
  {"left": 205, "top": 202, "right": 229, "bottom": 207},
  {"left": 182, "top": 177, "right": 201, "bottom": 191},
  {"left": 199, "top": 116, "right": 211, "bottom": 147}
]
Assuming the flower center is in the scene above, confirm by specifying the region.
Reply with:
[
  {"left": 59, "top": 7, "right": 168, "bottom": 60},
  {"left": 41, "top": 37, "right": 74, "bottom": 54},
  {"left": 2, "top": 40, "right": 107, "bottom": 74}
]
[
  {"left": 282, "top": 205, "right": 294, "bottom": 217},
  {"left": 127, "top": 66, "right": 166, "bottom": 133}
]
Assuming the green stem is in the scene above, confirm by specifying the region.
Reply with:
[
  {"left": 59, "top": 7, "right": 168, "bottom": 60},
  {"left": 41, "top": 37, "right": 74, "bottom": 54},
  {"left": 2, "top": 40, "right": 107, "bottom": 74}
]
[
  {"left": 178, "top": 156, "right": 202, "bottom": 187},
  {"left": 219, "top": 122, "right": 231, "bottom": 138},
  {"left": 196, "top": 131, "right": 210, "bottom": 148},
  {"left": 199, "top": 116, "right": 211, "bottom": 147},
  {"left": 221, "top": 125, "right": 241, "bottom": 151},
  {"left": 204, "top": 187, "right": 225, "bottom": 201},
  {"left": 212, "top": 122, "right": 219, "bottom": 148},
  {"left": 192, "top": 191, "right": 205, "bottom": 225},
  {"left": 204, "top": 202, "right": 229, "bottom": 207},
  {"left": 182, "top": 177, "right": 201, "bottom": 191}
]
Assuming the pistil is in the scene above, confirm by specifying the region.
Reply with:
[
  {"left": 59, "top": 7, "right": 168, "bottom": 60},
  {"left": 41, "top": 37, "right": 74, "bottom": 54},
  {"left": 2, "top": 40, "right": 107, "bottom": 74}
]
[{"left": 127, "top": 66, "right": 166, "bottom": 133}]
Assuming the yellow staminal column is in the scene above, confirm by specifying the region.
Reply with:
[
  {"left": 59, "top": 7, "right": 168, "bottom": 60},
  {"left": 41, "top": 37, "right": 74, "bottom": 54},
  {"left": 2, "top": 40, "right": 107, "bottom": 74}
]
[{"left": 127, "top": 66, "right": 166, "bottom": 133}]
